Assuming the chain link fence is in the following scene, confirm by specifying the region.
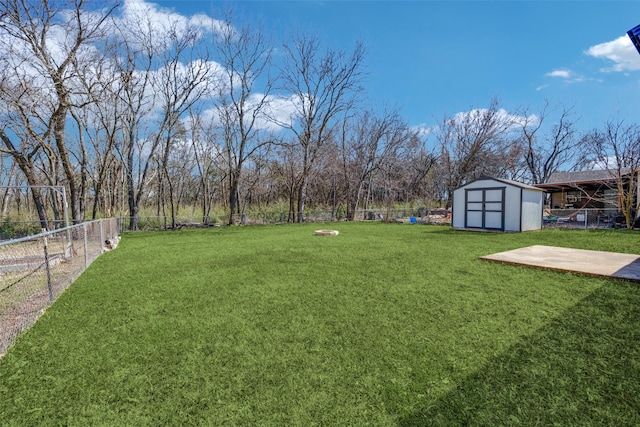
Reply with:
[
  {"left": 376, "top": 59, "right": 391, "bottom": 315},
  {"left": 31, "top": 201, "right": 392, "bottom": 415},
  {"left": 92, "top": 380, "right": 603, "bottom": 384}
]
[
  {"left": 0, "top": 218, "right": 120, "bottom": 357},
  {"left": 117, "top": 208, "right": 452, "bottom": 229},
  {"left": 543, "top": 208, "right": 627, "bottom": 229}
]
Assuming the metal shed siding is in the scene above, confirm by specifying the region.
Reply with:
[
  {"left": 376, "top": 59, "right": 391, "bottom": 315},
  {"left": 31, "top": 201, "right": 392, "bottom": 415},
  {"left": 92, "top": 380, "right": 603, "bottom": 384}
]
[
  {"left": 452, "top": 178, "right": 543, "bottom": 232},
  {"left": 521, "top": 188, "right": 544, "bottom": 231},
  {"left": 503, "top": 184, "right": 523, "bottom": 231},
  {"left": 451, "top": 187, "right": 464, "bottom": 229}
]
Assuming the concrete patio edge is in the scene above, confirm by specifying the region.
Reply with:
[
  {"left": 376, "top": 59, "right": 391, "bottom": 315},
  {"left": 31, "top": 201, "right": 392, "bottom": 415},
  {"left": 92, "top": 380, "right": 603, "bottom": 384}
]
[{"left": 480, "top": 245, "right": 640, "bottom": 283}]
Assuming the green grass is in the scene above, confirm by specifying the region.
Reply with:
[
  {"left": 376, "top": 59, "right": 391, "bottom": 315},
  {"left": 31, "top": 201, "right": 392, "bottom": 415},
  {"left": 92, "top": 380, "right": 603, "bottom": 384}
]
[{"left": 1, "top": 223, "right": 640, "bottom": 426}]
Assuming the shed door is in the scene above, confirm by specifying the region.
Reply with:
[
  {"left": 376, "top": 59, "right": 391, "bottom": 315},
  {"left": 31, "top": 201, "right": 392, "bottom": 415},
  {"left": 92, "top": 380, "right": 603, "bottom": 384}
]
[{"left": 465, "top": 187, "right": 505, "bottom": 230}]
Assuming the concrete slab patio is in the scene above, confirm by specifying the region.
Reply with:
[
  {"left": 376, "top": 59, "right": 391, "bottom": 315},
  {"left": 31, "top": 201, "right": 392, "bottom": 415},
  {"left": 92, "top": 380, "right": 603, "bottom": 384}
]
[{"left": 480, "top": 245, "right": 640, "bottom": 282}]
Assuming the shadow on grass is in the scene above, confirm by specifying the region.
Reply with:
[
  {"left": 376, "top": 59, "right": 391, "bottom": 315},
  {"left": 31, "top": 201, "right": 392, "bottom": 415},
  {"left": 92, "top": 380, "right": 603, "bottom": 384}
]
[
  {"left": 399, "top": 279, "right": 640, "bottom": 426},
  {"left": 614, "top": 259, "right": 640, "bottom": 283}
]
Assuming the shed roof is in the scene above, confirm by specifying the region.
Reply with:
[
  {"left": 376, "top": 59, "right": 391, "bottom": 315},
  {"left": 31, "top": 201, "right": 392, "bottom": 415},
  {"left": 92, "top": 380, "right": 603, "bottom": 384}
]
[{"left": 458, "top": 176, "right": 544, "bottom": 192}]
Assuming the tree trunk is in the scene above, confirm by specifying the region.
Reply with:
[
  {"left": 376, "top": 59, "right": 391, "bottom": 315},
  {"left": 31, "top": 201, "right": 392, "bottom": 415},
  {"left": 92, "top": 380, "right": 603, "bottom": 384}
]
[
  {"left": 296, "top": 176, "right": 307, "bottom": 223},
  {"left": 127, "top": 145, "right": 138, "bottom": 230},
  {"left": 287, "top": 190, "right": 296, "bottom": 223},
  {"left": 0, "top": 163, "right": 16, "bottom": 217},
  {"left": 0, "top": 187, "right": 10, "bottom": 218},
  {"left": 52, "top": 97, "right": 82, "bottom": 224},
  {"left": 228, "top": 172, "right": 240, "bottom": 225},
  {"left": 201, "top": 182, "right": 210, "bottom": 225},
  {"left": 296, "top": 150, "right": 311, "bottom": 223},
  {"left": 166, "top": 169, "right": 176, "bottom": 229}
]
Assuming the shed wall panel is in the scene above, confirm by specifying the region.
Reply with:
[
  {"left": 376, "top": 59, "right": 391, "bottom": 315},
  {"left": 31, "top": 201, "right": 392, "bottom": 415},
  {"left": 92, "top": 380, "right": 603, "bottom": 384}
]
[
  {"left": 503, "top": 185, "right": 522, "bottom": 232},
  {"left": 521, "top": 189, "right": 544, "bottom": 231}
]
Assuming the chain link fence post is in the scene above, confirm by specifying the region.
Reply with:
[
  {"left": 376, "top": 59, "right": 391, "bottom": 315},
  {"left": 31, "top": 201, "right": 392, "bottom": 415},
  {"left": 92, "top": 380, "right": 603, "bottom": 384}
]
[
  {"left": 99, "top": 220, "right": 104, "bottom": 253},
  {"left": 42, "top": 229, "right": 54, "bottom": 302},
  {"left": 83, "top": 222, "right": 89, "bottom": 269}
]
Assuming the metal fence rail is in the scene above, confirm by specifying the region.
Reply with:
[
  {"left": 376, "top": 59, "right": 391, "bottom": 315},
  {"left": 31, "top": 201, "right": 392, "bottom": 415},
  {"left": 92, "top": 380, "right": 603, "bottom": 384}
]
[{"left": 0, "top": 218, "right": 120, "bottom": 357}]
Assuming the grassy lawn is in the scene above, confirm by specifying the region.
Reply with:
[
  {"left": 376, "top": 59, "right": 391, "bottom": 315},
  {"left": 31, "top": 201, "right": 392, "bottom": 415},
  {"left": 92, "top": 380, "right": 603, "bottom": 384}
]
[{"left": 1, "top": 223, "right": 640, "bottom": 426}]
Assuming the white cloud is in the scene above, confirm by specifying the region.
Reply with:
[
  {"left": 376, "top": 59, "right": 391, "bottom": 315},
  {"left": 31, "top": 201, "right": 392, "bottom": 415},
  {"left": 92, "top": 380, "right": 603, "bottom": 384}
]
[
  {"left": 193, "top": 93, "right": 301, "bottom": 133},
  {"left": 110, "top": 0, "right": 225, "bottom": 52},
  {"left": 426, "top": 109, "right": 536, "bottom": 139},
  {"left": 452, "top": 108, "right": 533, "bottom": 130},
  {"left": 263, "top": 95, "right": 301, "bottom": 130},
  {"left": 585, "top": 35, "right": 640, "bottom": 72},
  {"left": 542, "top": 68, "right": 593, "bottom": 85},
  {"left": 411, "top": 124, "right": 433, "bottom": 137},
  {"left": 189, "top": 12, "right": 226, "bottom": 34},
  {"left": 545, "top": 69, "right": 572, "bottom": 79}
]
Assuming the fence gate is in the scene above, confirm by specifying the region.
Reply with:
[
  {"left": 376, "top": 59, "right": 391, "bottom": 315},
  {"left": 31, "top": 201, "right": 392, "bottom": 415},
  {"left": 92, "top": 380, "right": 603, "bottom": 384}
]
[{"left": 465, "top": 187, "right": 505, "bottom": 230}]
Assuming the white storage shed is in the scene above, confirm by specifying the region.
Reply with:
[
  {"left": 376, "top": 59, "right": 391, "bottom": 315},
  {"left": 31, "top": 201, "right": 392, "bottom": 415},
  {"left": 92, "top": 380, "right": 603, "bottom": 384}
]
[{"left": 452, "top": 177, "right": 544, "bottom": 232}]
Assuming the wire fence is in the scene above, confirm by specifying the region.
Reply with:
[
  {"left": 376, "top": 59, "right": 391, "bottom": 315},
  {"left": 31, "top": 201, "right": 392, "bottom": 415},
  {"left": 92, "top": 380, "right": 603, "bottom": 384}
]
[
  {"left": 544, "top": 208, "right": 627, "bottom": 229},
  {"left": 116, "top": 208, "right": 453, "bottom": 229},
  {"left": 0, "top": 208, "right": 454, "bottom": 235},
  {"left": 0, "top": 218, "right": 120, "bottom": 357}
]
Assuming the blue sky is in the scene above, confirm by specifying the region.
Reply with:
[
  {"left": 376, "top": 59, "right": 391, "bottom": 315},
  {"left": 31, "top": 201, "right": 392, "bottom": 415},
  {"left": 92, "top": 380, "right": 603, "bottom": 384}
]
[{"left": 140, "top": 1, "right": 640, "bottom": 133}]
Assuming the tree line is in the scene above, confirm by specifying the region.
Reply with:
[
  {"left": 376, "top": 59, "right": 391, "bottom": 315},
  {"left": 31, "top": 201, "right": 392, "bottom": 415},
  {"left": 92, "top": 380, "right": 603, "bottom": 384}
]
[{"left": 0, "top": 0, "right": 637, "bottom": 230}]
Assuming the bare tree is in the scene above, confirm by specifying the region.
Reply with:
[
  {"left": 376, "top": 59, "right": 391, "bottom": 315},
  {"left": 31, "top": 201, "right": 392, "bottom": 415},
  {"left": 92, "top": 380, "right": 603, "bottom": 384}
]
[
  {"left": 155, "top": 25, "right": 214, "bottom": 228},
  {"left": 338, "top": 108, "right": 415, "bottom": 220},
  {"left": 401, "top": 134, "right": 439, "bottom": 206},
  {"left": 110, "top": 6, "right": 214, "bottom": 229},
  {"left": 0, "top": 0, "right": 116, "bottom": 224},
  {"left": 0, "top": 82, "right": 50, "bottom": 227},
  {"left": 278, "top": 33, "right": 366, "bottom": 222},
  {"left": 159, "top": 124, "right": 198, "bottom": 220},
  {"left": 275, "top": 139, "right": 302, "bottom": 222},
  {"left": 585, "top": 119, "right": 640, "bottom": 229},
  {"left": 69, "top": 45, "right": 123, "bottom": 219},
  {"left": 436, "top": 98, "right": 517, "bottom": 206},
  {"left": 188, "top": 109, "right": 222, "bottom": 224},
  {"left": 113, "top": 25, "right": 156, "bottom": 230},
  {"left": 518, "top": 102, "right": 581, "bottom": 184},
  {"left": 213, "top": 18, "right": 275, "bottom": 225}
]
